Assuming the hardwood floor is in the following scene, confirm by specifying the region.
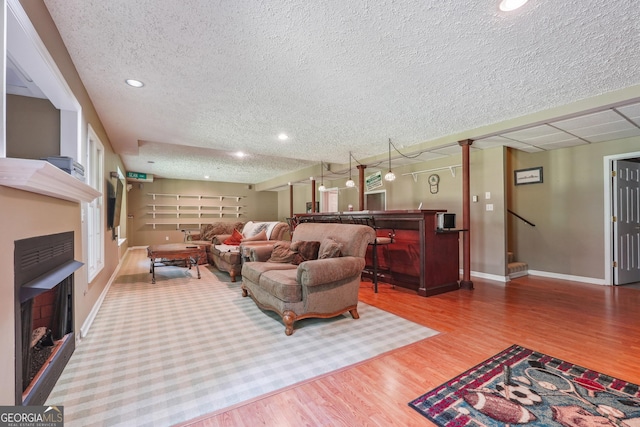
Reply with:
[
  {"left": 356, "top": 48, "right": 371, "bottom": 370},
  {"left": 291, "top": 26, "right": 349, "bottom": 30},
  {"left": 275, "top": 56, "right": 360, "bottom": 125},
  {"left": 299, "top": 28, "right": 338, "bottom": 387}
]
[{"left": 180, "top": 276, "right": 640, "bottom": 426}]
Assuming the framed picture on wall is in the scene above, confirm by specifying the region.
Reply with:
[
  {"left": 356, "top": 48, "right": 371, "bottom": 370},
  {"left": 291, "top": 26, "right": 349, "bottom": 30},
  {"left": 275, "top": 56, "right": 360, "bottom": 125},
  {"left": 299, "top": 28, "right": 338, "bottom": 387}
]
[
  {"left": 514, "top": 167, "right": 543, "bottom": 185},
  {"left": 306, "top": 202, "right": 319, "bottom": 213}
]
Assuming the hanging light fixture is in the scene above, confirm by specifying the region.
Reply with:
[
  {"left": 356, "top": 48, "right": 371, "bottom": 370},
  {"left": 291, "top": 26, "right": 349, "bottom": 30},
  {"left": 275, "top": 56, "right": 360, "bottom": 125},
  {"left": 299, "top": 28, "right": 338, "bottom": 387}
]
[
  {"left": 318, "top": 161, "right": 326, "bottom": 192},
  {"left": 384, "top": 138, "right": 396, "bottom": 182},
  {"left": 346, "top": 152, "right": 355, "bottom": 188}
]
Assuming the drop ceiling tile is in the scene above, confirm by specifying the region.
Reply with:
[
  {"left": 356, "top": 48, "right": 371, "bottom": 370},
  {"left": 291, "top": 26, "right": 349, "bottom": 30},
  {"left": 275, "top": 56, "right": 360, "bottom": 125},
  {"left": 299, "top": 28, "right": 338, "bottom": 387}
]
[
  {"left": 536, "top": 139, "right": 587, "bottom": 150},
  {"left": 500, "top": 125, "right": 562, "bottom": 142},
  {"left": 581, "top": 127, "right": 640, "bottom": 143},
  {"left": 616, "top": 103, "right": 640, "bottom": 124},
  {"left": 551, "top": 110, "right": 622, "bottom": 131},
  {"left": 526, "top": 130, "right": 583, "bottom": 145}
]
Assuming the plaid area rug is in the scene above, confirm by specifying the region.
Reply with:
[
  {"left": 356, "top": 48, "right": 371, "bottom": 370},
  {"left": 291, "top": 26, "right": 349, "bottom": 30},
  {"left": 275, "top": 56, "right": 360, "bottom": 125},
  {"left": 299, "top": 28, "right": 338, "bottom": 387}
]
[
  {"left": 46, "top": 252, "right": 438, "bottom": 426},
  {"left": 409, "top": 344, "right": 640, "bottom": 426}
]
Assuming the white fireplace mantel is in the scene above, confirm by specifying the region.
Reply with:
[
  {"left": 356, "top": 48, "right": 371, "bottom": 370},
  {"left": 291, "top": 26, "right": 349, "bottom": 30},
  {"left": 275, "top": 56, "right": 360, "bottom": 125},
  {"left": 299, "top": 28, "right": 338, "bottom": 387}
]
[{"left": 0, "top": 158, "right": 101, "bottom": 203}]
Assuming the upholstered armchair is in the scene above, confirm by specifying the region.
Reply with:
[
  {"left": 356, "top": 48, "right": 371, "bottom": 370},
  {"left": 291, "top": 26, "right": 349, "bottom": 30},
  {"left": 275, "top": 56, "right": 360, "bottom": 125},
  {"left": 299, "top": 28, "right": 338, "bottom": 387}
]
[{"left": 240, "top": 222, "right": 375, "bottom": 335}]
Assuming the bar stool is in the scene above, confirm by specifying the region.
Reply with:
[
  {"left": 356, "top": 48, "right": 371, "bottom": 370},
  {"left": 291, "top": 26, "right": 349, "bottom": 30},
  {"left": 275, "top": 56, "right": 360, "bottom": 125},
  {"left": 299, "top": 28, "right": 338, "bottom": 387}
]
[{"left": 351, "top": 216, "right": 394, "bottom": 293}]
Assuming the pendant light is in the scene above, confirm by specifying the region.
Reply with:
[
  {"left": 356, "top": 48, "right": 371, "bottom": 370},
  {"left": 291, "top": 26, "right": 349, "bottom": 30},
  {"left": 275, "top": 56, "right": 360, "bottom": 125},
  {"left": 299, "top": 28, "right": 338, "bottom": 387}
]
[
  {"left": 384, "top": 138, "right": 396, "bottom": 182},
  {"left": 346, "top": 152, "right": 355, "bottom": 188},
  {"left": 318, "top": 161, "right": 326, "bottom": 192}
]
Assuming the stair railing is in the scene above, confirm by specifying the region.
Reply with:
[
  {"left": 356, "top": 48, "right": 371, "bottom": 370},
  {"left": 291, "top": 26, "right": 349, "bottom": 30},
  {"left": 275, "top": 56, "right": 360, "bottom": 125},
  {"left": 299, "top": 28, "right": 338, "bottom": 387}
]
[{"left": 508, "top": 209, "right": 536, "bottom": 227}]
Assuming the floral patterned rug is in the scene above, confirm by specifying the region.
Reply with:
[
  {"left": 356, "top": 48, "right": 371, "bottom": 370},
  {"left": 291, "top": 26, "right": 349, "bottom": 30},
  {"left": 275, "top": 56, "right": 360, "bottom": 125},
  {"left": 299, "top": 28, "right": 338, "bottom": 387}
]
[{"left": 409, "top": 344, "right": 640, "bottom": 426}]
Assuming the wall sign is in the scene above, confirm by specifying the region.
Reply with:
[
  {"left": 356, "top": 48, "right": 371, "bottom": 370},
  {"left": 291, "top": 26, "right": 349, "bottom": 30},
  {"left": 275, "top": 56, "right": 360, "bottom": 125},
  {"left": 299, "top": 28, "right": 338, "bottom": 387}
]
[{"left": 365, "top": 171, "right": 383, "bottom": 191}]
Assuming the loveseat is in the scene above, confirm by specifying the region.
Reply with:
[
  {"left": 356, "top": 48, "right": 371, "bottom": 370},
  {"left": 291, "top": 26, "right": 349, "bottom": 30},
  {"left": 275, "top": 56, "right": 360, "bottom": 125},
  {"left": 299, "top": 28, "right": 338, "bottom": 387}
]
[
  {"left": 241, "top": 222, "right": 375, "bottom": 335},
  {"left": 206, "top": 221, "right": 289, "bottom": 281}
]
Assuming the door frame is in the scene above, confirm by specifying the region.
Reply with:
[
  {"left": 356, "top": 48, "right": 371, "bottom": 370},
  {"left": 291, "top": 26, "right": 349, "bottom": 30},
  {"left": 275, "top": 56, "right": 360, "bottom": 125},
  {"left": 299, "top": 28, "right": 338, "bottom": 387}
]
[{"left": 603, "top": 150, "right": 640, "bottom": 285}]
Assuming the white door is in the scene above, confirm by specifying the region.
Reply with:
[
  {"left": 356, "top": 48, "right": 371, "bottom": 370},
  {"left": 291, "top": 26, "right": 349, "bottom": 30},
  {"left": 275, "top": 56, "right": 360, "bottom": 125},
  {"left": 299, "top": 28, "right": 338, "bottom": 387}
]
[
  {"left": 320, "top": 188, "right": 339, "bottom": 212},
  {"left": 613, "top": 160, "right": 640, "bottom": 285}
]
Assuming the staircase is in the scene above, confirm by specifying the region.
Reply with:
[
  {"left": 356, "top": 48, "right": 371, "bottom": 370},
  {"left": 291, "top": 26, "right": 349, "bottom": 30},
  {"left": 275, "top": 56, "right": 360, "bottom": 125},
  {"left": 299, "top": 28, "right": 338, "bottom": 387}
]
[{"left": 507, "top": 252, "right": 528, "bottom": 279}]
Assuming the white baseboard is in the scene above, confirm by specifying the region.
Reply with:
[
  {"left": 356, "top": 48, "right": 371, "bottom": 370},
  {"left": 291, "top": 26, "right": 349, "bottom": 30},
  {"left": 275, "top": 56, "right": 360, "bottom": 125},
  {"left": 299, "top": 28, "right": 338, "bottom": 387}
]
[
  {"left": 79, "top": 248, "right": 132, "bottom": 340},
  {"left": 461, "top": 269, "right": 510, "bottom": 283},
  {"left": 472, "top": 272, "right": 510, "bottom": 283},
  {"left": 460, "top": 268, "right": 606, "bottom": 286},
  {"left": 527, "top": 270, "right": 606, "bottom": 286}
]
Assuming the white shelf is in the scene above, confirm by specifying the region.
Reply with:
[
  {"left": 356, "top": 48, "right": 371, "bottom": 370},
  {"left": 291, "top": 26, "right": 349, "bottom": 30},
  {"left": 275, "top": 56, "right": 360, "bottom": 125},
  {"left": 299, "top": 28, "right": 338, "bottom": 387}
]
[
  {"left": 147, "top": 193, "right": 245, "bottom": 202},
  {"left": 0, "top": 158, "right": 101, "bottom": 203},
  {"left": 145, "top": 192, "right": 245, "bottom": 229}
]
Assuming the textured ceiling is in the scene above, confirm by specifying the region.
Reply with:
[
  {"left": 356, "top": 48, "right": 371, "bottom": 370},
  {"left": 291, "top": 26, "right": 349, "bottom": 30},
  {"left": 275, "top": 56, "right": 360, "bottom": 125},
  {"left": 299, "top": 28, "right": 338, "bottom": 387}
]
[{"left": 40, "top": 0, "right": 640, "bottom": 186}]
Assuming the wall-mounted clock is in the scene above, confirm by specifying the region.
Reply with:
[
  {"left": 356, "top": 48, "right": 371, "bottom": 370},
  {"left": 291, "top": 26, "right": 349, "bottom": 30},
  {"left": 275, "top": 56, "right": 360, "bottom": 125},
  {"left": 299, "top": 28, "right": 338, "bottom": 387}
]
[{"left": 428, "top": 174, "right": 440, "bottom": 194}]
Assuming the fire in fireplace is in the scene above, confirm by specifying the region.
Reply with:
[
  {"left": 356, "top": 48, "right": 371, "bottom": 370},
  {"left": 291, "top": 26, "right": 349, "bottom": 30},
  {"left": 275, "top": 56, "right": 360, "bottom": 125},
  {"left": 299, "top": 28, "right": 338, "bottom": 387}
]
[{"left": 14, "top": 231, "right": 82, "bottom": 406}]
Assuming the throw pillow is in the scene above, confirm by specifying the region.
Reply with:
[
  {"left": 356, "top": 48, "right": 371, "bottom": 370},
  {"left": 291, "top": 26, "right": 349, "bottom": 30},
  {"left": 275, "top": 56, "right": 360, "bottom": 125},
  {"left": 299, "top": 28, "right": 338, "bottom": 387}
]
[
  {"left": 242, "top": 221, "right": 269, "bottom": 238},
  {"left": 242, "top": 229, "right": 267, "bottom": 242},
  {"left": 268, "top": 241, "right": 296, "bottom": 263},
  {"left": 290, "top": 240, "right": 321, "bottom": 265},
  {"left": 318, "top": 237, "right": 343, "bottom": 259},
  {"left": 223, "top": 228, "right": 243, "bottom": 245}
]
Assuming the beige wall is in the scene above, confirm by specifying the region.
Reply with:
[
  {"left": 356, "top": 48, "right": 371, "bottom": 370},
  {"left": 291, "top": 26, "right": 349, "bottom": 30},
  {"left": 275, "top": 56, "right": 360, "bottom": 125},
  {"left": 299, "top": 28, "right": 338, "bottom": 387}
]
[
  {"left": 0, "top": 1, "right": 126, "bottom": 404},
  {"left": 277, "top": 146, "right": 509, "bottom": 277},
  {"left": 509, "top": 136, "right": 640, "bottom": 280},
  {"left": 128, "top": 179, "right": 279, "bottom": 246},
  {"left": 0, "top": 187, "right": 81, "bottom": 404},
  {"left": 6, "top": 95, "right": 60, "bottom": 159}
]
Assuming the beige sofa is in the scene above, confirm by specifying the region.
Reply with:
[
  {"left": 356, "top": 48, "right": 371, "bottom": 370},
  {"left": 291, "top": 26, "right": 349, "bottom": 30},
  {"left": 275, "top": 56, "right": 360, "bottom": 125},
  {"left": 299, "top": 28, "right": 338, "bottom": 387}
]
[
  {"left": 208, "top": 221, "right": 289, "bottom": 282},
  {"left": 241, "top": 222, "right": 375, "bottom": 335},
  {"left": 189, "top": 222, "right": 244, "bottom": 265}
]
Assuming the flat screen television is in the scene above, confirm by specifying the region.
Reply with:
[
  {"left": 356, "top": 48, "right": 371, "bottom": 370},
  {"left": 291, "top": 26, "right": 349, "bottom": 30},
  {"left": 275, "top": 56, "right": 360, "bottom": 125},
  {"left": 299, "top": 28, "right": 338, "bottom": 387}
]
[{"left": 107, "top": 179, "right": 124, "bottom": 230}]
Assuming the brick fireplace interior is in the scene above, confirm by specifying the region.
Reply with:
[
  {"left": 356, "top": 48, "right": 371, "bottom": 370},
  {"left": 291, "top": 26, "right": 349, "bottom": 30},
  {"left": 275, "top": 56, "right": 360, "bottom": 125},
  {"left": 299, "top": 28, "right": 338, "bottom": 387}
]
[{"left": 15, "top": 231, "right": 82, "bottom": 405}]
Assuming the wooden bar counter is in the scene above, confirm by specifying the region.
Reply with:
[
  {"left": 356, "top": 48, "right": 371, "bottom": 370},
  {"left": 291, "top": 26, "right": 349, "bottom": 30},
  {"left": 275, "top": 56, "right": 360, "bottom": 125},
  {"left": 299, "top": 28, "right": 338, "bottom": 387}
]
[{"left": 293, "top": 210, "right": 460, "bottom": 297}]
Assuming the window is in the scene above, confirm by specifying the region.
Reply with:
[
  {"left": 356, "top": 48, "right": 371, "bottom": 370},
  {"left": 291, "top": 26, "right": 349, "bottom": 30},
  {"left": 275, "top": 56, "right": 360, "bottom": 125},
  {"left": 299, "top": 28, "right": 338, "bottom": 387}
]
[{"left": 86, "top": 125, "right": 104, "bottom": 281}]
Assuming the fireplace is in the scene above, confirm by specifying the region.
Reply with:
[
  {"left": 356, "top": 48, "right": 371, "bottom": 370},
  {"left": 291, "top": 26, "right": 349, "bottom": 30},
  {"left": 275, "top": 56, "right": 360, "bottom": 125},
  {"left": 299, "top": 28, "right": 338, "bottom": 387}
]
[{"left": 14, "top": 231, "right": 82, "bottom": 405}]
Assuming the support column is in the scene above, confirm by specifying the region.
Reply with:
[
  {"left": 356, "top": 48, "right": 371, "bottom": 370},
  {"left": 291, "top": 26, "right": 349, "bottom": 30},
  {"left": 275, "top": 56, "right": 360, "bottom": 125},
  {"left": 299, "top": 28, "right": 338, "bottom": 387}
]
[
  {"left": 310, "top": 177, "right": 317, "bottom": 212},
  {"left": 288, "top": 182, "right": 293, "bottom": 217},
  {"left": 357, "top": 164, "right": 367, "bottom": 211},
  {"left": 459, "top": 139, "right": 474, "bottom": 290}
]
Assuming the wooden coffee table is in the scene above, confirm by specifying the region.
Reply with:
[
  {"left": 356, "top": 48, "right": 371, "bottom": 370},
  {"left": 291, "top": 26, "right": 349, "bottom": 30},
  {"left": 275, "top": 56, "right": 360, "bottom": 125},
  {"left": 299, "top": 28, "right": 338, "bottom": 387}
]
[{"left": 147, "top": 243, "right": 203, "bottom": 284}]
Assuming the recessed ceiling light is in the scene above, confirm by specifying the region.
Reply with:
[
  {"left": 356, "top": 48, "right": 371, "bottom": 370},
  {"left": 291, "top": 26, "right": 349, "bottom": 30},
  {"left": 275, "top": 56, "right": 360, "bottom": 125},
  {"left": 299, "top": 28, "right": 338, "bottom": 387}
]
[
  {"left": 235, "top": 151, "right": 245, "bottom": 158},
  {"left": 204, "top": 175, "right": 210, "bottom": 179},
  {"left": 278, "top": 133, "right": 289, "bottom": 141},
  {"left": 125, "top": 79, "right": 145, "bottom": 88},
  {"left": 499, "top": 0, "right": 528, "bottom": 11}
]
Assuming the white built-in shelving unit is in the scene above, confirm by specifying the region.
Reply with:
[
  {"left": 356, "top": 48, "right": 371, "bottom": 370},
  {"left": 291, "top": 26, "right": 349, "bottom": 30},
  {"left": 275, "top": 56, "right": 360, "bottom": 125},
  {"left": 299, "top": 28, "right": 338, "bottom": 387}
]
[{"left": 145, "top": 193, "right": 245, "bottom": 229}]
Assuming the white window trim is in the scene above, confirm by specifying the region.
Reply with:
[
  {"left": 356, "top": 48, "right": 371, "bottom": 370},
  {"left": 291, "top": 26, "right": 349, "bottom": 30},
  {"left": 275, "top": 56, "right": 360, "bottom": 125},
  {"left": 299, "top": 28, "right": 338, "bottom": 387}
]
[{"left": 87, "top": 125, "right": 105, "bottom": 282}]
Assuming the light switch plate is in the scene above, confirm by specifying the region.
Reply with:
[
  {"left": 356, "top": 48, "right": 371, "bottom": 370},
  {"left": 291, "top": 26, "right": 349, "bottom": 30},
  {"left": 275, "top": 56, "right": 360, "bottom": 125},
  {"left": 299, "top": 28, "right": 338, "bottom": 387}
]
[
  {"left": 472, "top": 195, "right": 478, "bottom": 202},
  {"left": 485, "top": 192, "right": 491, "bottom": 200},
  {"left": 486, "top": 204, "right": 494, "bottom": 211}
]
